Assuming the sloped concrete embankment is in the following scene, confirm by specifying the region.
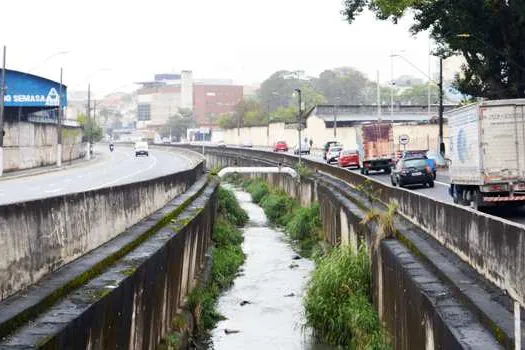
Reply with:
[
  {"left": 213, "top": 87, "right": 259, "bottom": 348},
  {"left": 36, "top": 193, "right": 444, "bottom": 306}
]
[
  {"left": 0, "top": 175, "right": 218, "bottom": 349},
  {"left": 197, "top": 148, "right": 510, "bottom": 348},
  {"left": 0, "top": 152, "right": 204, "bottom": 302}
]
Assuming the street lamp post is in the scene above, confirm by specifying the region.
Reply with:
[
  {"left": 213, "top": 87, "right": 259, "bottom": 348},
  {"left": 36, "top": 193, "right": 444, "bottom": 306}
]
[
  {"left": 28, "top": 51, "right": 70, "bottom": 73},
  {"left": 57, "top": 67, "right": 63, "bottom": 167},
  {"left": 294, "top": 88, "right": 303, "bottom": 164},
  {"left": 333, "top": 97, "right": 340, "bottom": 138},
  {"left": 0, "top": 46, "right": 6, "bottom": 176},
  {"left": 86, "top": 84, "right": 91, "bottom": 160},
  {"left": 438, "top": 58, "right": 445, "bottom": 155},
  {"left": 391, "top": 53, "right": 445, "bottom": 155}
]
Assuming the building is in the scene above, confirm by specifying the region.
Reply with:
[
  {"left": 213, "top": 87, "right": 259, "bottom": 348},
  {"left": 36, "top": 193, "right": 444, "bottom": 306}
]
[
  {"left": 136, "top": 72, "right": 243, "bottom": 138},
  {"left": 136, "top": 71, "right": 194, "bottom": 130},
  {"left": 193, "top": 82, "right": 243, "bottom": 128},
  {"left": 1, "top": 69, "right": 69, "bottom": 124}
]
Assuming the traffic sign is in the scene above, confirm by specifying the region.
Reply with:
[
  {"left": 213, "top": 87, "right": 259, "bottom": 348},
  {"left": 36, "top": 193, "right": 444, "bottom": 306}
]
[{"left": 399, "top": 135, "right": 410, "bottom": 145}]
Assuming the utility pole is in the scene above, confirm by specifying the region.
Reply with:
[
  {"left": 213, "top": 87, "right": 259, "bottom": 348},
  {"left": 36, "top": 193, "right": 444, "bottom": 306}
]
[
  {"left": 438, "top": 58, "right": 445, "bottom": 155},
  {"left": 267, "top": 100, "right": 270, "bottom": 145},
  {"left": 86, "top": 84, "right": 91, "bottom": 160},
  {"left": 295, "top": 88, "right": 302, "bottom": 164},
  {"left": 57, "top": 67, "right": 63, "bottom": 167},
  {"left": 376, "top": 71, "right": 381, "bottom": 120},
  {"left": 333, "top": 99, "right": 338, "bottom": 138},
  {"left": 0, "top": 46, "right": 6, "bottom": 176},
  {"left": 390, "top": 54, "right": 395, "bottom": 155}
]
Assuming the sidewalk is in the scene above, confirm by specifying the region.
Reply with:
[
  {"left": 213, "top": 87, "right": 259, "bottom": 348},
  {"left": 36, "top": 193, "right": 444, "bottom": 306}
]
[{"left": 0, "top": 152, "right": 107, "bottom": 182}]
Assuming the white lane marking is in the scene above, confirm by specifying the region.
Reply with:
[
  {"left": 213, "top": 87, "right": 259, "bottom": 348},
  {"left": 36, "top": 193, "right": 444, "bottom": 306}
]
[
  {"left": 435, "top": 181, "right": 449, "bottom": 186},
  {"left": 77, "top": 175, "right": 84, "bottom": 178},
  {"left": 45, "top": 188, "right": 63, "bottom": 193},
  {"left": 87, "top": 154, "right": 158, "bottom": 191}
]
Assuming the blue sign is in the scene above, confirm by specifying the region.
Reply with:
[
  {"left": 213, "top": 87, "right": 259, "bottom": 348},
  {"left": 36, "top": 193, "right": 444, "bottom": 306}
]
[{"left": 2, "top": 69, "right": 67, "bottom": 107}]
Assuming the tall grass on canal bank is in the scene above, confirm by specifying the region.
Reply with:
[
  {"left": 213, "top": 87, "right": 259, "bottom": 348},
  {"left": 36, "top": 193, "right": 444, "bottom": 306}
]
[
  {"left": 238, "top": 176, "right": 390, "bottom": 349},
  {"left": 243, "top": 178, "right": 323, "bottom": 258},
  {"left": 304, "top": 245, "right": 390, "bottom": 349}
]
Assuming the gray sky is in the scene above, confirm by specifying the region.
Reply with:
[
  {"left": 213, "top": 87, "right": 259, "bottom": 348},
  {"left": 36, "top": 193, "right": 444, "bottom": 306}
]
[{"left": 1, "top": 0, "right": 434, "bottom": 97}]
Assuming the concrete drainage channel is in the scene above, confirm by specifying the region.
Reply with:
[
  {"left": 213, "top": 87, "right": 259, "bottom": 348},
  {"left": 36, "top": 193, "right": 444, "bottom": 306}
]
[
  {"left": 0, "top": 175, "right": 218, "bottom": 349},
  {"left": 187, "top": 146, "right": 519, "bottom": 348}
]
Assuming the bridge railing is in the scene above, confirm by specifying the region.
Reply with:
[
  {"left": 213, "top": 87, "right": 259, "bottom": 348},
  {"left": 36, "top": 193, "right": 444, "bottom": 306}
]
[{"left": 172, "top": 144, "right": 525, "bottom": 309}]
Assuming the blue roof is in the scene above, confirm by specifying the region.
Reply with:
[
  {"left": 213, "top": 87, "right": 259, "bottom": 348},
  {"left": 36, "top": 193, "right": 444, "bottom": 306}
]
[{"left": 1, "top": 69, "right": 67, "bottom": 108}]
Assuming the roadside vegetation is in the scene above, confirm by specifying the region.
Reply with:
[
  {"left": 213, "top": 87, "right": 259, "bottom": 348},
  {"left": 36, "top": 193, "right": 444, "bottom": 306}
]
[
  {"left": 304, "top": 245, "right": 390, "bottom": 349},
  {"left": 243, "top": 178, "right": 322, "bottom": 257},
  {"left": 240, "top": 176, "right": 390, "bottom": 349},
  {"left": 161, "top": 186, "right": 247, "bottom": 349}
]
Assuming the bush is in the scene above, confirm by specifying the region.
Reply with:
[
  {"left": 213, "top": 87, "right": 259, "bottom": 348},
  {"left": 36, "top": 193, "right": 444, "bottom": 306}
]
[
  {"left": 211, "top": 244, "right": 245, "bottom": 289},
  {"left": 246, "top": 180, "right": 270, "bottom": 203},
  {"left": 304, "top": 245, "right": 390, "bottom": 349},
  {"left": 213, "top": 217, "right": 244, "bottom": 248},
  {"left": 260, "top": 192, "right": 297, "bottom": 226},
  {"left": 217, "top": 187, "right": 249, "bottom": 226},
  {"left": 286, "top": 203, "right": 321, "bottom": 241}
]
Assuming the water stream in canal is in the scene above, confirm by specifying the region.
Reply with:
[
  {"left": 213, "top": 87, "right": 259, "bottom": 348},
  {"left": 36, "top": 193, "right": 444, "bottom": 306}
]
[{"left": 210, "top": 187, "right": 334, "bottom": 350}]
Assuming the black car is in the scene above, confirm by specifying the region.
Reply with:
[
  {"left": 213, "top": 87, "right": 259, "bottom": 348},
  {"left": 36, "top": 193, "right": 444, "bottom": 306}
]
[{"left": 391, "top": 157, "right": 434, "bottom": 188}]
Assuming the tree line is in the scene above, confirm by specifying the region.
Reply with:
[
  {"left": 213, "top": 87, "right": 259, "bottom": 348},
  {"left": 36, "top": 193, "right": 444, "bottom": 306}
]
[{"left": 218, "top": 67, "right": 441, "bottom": 129}]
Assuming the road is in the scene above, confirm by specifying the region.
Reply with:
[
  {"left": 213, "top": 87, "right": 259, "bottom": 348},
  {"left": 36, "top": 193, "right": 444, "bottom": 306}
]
[
  {"left": 0, "top": 145, "right": 195, "bottom": 205},
  {"left": 297, "top": 152, "right": 525, "bottom": 226}
]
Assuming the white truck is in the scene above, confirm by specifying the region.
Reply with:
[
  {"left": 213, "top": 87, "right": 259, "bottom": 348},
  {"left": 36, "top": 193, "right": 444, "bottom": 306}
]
[{"left": 448, "top": 99, "right": 525, "bottom": 208}]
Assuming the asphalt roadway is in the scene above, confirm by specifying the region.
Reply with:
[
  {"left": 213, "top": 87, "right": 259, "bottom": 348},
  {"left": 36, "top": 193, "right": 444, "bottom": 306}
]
[
  {"left": 300, "top": 153, "right": 525, "bottom": 226},
  {"left": 0, "top": 145, "right": 196, "bottom": 205}
]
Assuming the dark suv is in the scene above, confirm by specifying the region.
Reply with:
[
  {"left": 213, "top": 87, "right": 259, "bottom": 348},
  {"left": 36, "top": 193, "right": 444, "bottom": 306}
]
[{"left": 391, "top": 157, "right": 434, "bottom": 188}]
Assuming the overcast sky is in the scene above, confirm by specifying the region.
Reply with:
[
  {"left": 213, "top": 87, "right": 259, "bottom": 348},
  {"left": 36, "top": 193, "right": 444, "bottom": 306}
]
[{"left": 0, "top": 0, "right": 434, "bottom": 97}]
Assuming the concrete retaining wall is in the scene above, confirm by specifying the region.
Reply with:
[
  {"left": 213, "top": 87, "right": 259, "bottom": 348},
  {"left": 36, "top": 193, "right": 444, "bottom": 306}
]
[
  {"left": 185, "top": 145, "right": 525, "bottom": 308},
  {"left": 186, "top": 145, "right": 505, "bottom": 348},
  {"left": 0, "top": 179, "right": 217, "bottom": 349},
  {"left": 3, "top": 121, "right": 85, "bottom": 171},
  {"left": 0, "top": 156, "right": 204, "bottom": 301}
]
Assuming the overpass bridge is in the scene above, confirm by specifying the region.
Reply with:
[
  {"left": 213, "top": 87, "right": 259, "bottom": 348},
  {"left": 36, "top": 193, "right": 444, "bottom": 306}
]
[{"left": 0, "top": 143, "right": 523, "bottom": 349}]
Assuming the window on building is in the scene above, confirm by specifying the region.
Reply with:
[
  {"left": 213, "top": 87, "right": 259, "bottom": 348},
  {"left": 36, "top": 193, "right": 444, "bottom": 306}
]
[{"left": 138, "top": 103, "right": 151, "bottom": 121}]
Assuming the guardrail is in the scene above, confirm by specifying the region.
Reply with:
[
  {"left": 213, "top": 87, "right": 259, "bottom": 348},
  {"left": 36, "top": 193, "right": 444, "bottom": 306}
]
[{"left": 171, "top": 144, "right": 525, "bottom": 310}]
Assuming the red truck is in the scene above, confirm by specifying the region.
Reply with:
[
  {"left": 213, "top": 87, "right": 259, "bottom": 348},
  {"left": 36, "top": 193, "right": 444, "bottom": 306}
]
[{"left": 359, "top": 122, "right": 395, "bottom": 175}]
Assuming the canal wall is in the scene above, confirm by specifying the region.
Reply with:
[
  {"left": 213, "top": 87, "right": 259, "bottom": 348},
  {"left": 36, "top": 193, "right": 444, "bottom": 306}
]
[
  {"left": 0, "top": 175, "right": 218, "bottom": 349},
  {"left": 191, "top": 146, "right": 510, "bottom": 348},
  {"left": 0, "top": 150, "right": 204, "bottom": 302}
]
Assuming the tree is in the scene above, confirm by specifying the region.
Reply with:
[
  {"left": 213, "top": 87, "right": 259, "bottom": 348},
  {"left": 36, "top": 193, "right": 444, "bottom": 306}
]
[
  {"left": 398, "top": 83, "right": 440, "bottom": 105},
  {"left": 218, "top": 113, "right": 236, "bottom": 129},
  {"left": 160, "top": 108, "right": 195, "bottom": 141},
  {"left": 233, "top": 99, "right": 264, "bottom": 127},
  {"left": 78, "top": 114, "right": 103, "bottom": 142},
  {"left": 342, "top": 0, "right": 525, "bottom": 99},
  {"left": 258, "top": 70, "right": 315, "bottom": 112},
  {"left": 270, "top": 106, "right": 297, "bottom": 123},
  {"left": 313, "top": 67, "right": 375, "bottom": 104}
]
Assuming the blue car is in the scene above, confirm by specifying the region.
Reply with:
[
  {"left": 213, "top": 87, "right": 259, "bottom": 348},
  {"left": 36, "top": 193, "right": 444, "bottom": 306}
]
[{"left": 401, "top": 150, "right": 436, "bottom": 179}]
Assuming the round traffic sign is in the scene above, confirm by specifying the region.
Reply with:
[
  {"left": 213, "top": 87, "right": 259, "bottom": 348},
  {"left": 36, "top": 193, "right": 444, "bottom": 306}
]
[{"left": 399, "top": 135, "right": 410, "bottom": 145}]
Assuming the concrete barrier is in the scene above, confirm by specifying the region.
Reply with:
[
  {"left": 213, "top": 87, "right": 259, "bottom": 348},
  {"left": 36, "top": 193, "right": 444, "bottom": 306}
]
[
  {"left": 173, "top": 145, "right": 525, "bottom": 308},
  {"left": 0, "top": 151, "right": 204, "bottom": 301},
  {"left": 0, "top": 178, "right": 217, "bottom": 349}
]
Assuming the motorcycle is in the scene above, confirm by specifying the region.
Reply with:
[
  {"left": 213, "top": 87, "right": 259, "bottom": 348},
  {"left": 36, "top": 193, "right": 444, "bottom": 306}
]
[{"left": 109, "top": 144, "right": 114, "bottom": 152}]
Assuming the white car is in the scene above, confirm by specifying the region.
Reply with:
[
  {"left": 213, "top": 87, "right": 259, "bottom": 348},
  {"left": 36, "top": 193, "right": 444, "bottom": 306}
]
[
  {"left": 326, "top": 146, "right": 343, "bottom": 164},
  {"left": 241, "top": 139, "right": 253, "bottom": 148},
  {"left": 293, "top": 143, "right": 311, "bottom": 155},
  {"left": 135, "top": 141, "right": 149, "bottom": 157}
]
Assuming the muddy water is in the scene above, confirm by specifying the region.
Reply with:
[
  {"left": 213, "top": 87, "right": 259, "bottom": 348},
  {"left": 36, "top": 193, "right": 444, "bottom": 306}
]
[{"left": 210, "top": 188, "right": 333, "bottom": 350}]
